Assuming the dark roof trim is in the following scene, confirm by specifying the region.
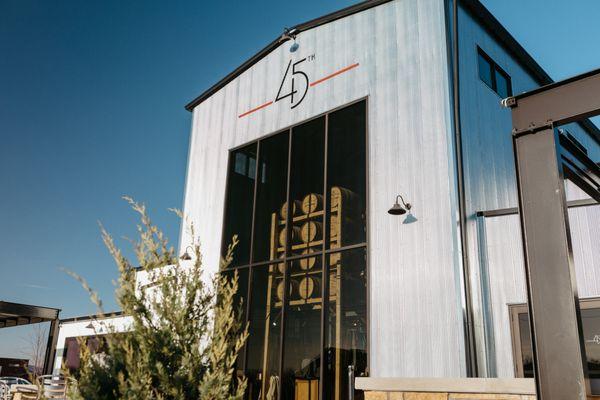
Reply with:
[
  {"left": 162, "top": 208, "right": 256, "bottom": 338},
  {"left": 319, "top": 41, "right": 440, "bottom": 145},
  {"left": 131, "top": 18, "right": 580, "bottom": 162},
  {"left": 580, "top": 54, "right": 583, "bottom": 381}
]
[
  {"left": 184, "top": 0, "right": 393, "bottom": 111},
  {"left": 460, "top": 0, "right": 551, "bottom": 85},
  {"left": 460, "top": 0, "right": 600, "bottom": 144},
  {"left": 60, "top": 311, "right": 125, "bottom": 324}
]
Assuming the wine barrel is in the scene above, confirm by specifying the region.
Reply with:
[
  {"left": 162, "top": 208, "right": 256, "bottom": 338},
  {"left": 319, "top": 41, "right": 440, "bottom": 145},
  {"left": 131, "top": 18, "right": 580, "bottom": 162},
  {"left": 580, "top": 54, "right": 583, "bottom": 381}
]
[
  {"left": 279, "top": 226, "right": 302, "bottom": 246},
  {"left": 277, "top": 262, "right": 285, "bottom": 274},
  {"left": 280, "top": 200, "right": 301, "bottom": 219},
  {"left": 301, "top": 193, "right": 323, "bottom": 214},
  {"left": 330, "top": 186, "right": 357, "bottom": 209},
  {"left": 299, "top": 277, "right": 321, "bottom": 299},
  {"left": 276, "top": 279, "right": 299, "bottom": 302},
  {"left": 300, "top": 221, "right": 322, "bottom": 243},
  {"left": 299, "top": 249, "right": 317, "bottom": 270}
]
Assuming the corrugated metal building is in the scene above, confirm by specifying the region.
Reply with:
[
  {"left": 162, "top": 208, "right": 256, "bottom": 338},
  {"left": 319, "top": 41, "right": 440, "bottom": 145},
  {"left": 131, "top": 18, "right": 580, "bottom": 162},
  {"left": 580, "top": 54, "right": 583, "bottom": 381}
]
[{"left": 54, "top": 0, "right": 600, "bottom": 398}]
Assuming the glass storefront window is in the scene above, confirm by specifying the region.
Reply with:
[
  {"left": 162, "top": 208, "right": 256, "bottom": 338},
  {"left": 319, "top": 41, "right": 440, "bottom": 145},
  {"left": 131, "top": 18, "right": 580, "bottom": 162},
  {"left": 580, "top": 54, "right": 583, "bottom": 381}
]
[
  {"left": 245, "top": 265, "right": 283, "bottom": 400},
  {"left": 289, "top": 117, "right": 325, "bottom": 257},
  {"left": 222, "top": 144, "right": 257, "bottom": 267},
  {"left": 282, "top": 256, "right": 323, "bottom": 400},
  {"left": 324, "top": 248, "right": 368, "bottom": 400},
  {"left": 252, "top": 131, "right": 290, "bottom": 263},
  {"left": 326, "top": 101, "right": 367, "bottom": 249},
  {"left": 221, "top": 268, "right": 249, "bottom": 374},
  {"left": 220, "top": 100, "right": 368, "bottom": 400}
]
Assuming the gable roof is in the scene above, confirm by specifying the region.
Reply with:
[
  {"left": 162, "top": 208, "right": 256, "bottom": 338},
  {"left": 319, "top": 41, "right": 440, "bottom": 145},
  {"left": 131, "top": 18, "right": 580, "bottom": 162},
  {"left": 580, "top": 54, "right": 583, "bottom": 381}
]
[
  {"left": 184, "top": 0, "right": 392, "bottom": 112},
  {"left": 184, "top": 0, "right": 600, "bottom": 143}
]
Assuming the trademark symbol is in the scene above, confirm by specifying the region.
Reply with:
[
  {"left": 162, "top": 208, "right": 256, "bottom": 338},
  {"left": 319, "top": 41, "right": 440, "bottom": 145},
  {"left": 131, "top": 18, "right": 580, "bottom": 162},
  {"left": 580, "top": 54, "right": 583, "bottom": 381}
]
[{"left": 307, "top": 54, "right": 316, "bottom": 62}]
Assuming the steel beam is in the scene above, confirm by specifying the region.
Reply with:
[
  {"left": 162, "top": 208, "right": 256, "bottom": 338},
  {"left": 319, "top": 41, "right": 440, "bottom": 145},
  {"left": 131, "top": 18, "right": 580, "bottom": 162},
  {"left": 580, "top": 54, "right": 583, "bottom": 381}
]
[
  {"left": 0, "top": 301, "right": 60, "bottom": 323},
  {"left": 43, "top": 318, "right": 60, "bottom": 375},
  {"left": 513, "top": 128, "right": 589, "bottom": 399},
  {"left": 506, "top": 68, "right": 600, "bottom": 134}
]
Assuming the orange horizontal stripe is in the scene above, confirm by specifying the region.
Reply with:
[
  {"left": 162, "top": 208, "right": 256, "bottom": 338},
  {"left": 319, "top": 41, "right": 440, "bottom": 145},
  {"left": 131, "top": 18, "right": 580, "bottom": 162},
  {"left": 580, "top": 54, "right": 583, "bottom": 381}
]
[
  {"left": 309, "top": 63, "right": 360, "bottom": 87},
  {"left": 238, "top": 100, "right": 273, "bottom": 118}
]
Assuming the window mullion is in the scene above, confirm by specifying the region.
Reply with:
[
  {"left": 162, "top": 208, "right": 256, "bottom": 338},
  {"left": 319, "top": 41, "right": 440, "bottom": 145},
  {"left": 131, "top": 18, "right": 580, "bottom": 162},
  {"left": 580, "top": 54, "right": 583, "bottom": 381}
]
[
  {"left": 248, "top": 142, "right": 260, "bottom": 265},
  {"left": 278, "top": 128, "right": 293, "bottom": 400},
  {"left": 242, "top": 139, "right": 261, "bottom": 377},
  {"left": 320, "top": 113, "right": 330, "bottom": 400}
]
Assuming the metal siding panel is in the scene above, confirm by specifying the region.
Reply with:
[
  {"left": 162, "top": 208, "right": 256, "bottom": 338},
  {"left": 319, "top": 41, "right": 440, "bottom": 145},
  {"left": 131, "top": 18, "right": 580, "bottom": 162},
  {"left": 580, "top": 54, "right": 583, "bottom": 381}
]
[
  {"left": 181, "top": 0, "right": 465, "bottom": 378},
  {"left": 483, "top": 214, "right": 528, "bottom": 378},
  {"left": 569, "top": 205, "right": 600, "bottom": 297}
]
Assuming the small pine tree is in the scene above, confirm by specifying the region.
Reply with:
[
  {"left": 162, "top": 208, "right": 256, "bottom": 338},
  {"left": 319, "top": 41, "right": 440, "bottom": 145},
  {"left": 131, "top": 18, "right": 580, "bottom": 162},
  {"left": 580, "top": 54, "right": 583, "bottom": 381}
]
[{"left": 66, "top": 198, "right": 248, "bottom": 400}]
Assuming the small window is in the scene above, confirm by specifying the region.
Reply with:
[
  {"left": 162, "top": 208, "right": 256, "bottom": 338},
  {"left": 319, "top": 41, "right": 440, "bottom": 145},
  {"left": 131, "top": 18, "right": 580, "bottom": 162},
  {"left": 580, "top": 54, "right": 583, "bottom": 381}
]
[
  {"left": 478, "top": 51, "right": 493, "bottom": 89},
  {"left": 495, "top": 69, "right": 510, "bottom": 98},
  {"left": 477, "top": 47, "right": 512, "bottom": 98}
]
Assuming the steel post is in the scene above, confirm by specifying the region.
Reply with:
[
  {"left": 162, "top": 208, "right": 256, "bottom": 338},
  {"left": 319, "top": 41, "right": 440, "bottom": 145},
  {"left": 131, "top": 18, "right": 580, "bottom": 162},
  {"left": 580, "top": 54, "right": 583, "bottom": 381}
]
[
  {"left": 43, "top": 318, "right": 60, "bottom": 375},
  {"left": 513, "top": 128, "right": 588, "bottom": 399}
]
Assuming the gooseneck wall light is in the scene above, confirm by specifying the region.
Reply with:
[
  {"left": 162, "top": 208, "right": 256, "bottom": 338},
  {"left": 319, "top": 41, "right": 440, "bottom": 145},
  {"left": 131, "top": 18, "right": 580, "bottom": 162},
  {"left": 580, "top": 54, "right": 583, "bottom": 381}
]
[
  {"left": 179, "top": 245, "right": 195, "bottom": 261},
  {"left": 388, "top": 194, "right": 412, "bottom": 215},
  {"left": 388, "top": 194, "right": 418, "bottom": 224}
]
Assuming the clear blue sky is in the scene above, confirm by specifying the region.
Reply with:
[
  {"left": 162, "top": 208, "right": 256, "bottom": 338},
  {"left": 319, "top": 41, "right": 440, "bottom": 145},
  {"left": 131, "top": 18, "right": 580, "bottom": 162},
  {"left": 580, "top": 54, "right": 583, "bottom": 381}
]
[{"left": 1, "top": 0, "right": 599, "bottom": 358}]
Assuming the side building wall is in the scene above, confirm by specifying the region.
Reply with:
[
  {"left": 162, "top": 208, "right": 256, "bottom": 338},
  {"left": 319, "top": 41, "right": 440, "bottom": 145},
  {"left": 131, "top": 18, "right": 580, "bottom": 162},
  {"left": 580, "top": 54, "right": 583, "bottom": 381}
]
[
  {"left": 51, "top": 315, "right": 132, "bottom": 375},
  {"left": 456, "top": 1, "right": 600, "bottom": 377}
]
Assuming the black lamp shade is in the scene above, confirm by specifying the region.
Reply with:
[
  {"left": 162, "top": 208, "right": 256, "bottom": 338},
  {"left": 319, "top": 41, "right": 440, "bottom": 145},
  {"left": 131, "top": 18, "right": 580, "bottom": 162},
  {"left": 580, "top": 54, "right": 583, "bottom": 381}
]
[{"left": 388, "top": 203, "right": 407, "bottom": 215}]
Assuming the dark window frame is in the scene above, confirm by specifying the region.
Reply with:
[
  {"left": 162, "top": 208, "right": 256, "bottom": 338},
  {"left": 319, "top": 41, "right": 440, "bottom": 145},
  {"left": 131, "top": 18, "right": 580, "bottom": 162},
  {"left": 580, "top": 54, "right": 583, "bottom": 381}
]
[
  {"left": 220, "top": 98, "right": 370, "bottom": 400},
  {"left": 477, "top": 46, "right": 513, "bottom": 98},
  {"left": 509, "top": 297, "right": 600, "bottom": 379}
]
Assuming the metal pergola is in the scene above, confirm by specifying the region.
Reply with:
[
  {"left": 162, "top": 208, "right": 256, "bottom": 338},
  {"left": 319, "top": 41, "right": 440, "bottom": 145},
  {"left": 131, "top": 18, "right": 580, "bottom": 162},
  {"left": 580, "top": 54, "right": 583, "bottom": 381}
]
[
  {"left": 504, "top": 68, "right": 600, "bottom": 399},
  {"left": 0, "top": 301, "right": 61, "bottom": 375}
]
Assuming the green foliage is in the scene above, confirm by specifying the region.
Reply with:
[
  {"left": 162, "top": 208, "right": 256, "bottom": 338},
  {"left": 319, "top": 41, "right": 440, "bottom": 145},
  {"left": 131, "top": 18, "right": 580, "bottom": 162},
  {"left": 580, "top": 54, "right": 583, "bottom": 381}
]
[{"left": 66, "top": 198, "right": 248, "bottom": 400}]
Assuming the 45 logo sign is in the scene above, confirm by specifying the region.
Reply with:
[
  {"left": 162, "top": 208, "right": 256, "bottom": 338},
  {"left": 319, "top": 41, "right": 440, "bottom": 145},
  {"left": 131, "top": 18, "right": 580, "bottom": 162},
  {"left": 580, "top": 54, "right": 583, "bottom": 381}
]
[
  {"left": 237, "top": 57, "right": 358, "bottom": 119},
  {"left": 275, "top": 57, "right": 312, "bottom": 109}
]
